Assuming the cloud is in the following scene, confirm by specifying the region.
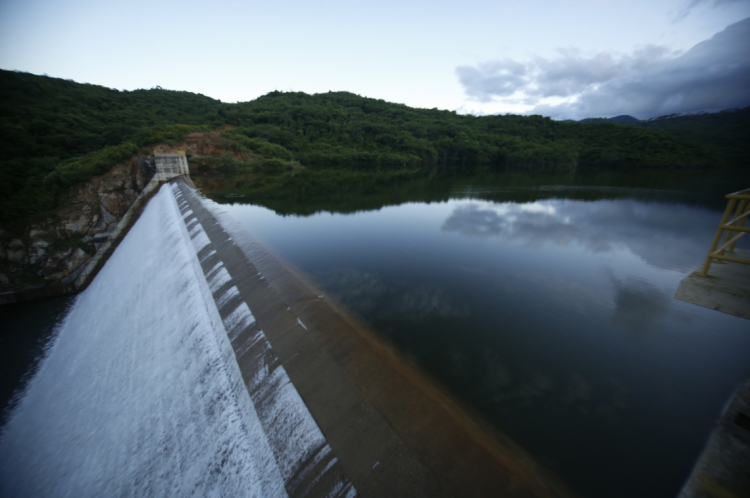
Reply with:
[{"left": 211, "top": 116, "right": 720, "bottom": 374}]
[
  {"left": 455, "top": 17, "right": 750, "bottom": 119},
  {"left": 455, "top": 58, "right": 527, "bottom": 102},
  {"left": 673, "top": 0, "right": 749, "bottom": 22},
  {"left": 440, "top": 198, "right": 721, "bottom": 272}
]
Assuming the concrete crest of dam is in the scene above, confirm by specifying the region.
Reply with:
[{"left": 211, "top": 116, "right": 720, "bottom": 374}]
[{"left": 0, "top": 172, "right": 574, "bottom": 497}]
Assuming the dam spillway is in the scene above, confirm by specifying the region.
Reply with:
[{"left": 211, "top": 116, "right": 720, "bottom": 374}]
[
  {"left": 0, "top": 181, "right": 351, "bottom": 497},
  {"left": 0, "top": 179, "right": 572, "bottom": 497}
]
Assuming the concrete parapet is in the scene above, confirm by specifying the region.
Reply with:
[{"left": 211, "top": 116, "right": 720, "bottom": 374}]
[
  {"left": 679, "top": 378, "right": 750, "bottom": 498},
  {"left": 675, "top": 250, "right": 750, "bottom": 320}
]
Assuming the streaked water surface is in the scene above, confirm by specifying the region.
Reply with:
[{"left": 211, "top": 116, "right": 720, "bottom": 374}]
[
  {"left": 222, "top": 183, "right": 750, "bottom": 498},
  {"left": 0, "top": 295, "right": 73, "bottom": 424},
  {"left": 1, "top": 188, "right": 289, "bottom": 497}
]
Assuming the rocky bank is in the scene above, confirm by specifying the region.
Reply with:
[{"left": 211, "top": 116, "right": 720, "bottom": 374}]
[
  {"left": 0, "top": 157, "right": 154, "bottom": 302},
  {"left": 0, "top": 130, "right": 268, "bottom": 303}
]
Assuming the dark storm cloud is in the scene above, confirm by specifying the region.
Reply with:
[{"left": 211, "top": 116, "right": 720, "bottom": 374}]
[
  {"left": 440, "top": 199, "right": 722, "bottom": 272},
  {"left": 674, "top": 0, "right": 750, "bottom": 22},
  {"left": 455, "top": 17, "right": 750, "bottom": 119}
]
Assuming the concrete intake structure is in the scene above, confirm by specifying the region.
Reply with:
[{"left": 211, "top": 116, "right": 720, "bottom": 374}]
[
  {"left": 1, "top": 177, "right": 574, "bottom": 497},
  {"left": 152, "top": 153, "right": 190, "bottom": 182}
]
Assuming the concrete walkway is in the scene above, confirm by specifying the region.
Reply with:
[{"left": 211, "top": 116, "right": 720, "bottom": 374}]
[
  {"left": 679, "top": 378, "right": 750, "bottom": 498},
  {"left": 675, "top": 249, "right": 750, "bottom": 320}
]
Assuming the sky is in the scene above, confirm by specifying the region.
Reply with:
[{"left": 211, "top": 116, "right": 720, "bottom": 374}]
[{"left": 1, "top": 0, "right": 749, "bottom": 119}]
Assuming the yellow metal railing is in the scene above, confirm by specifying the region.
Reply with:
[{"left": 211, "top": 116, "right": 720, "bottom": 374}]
[{"left": 701, "top": 187, "right": 750, "bottom": 275}]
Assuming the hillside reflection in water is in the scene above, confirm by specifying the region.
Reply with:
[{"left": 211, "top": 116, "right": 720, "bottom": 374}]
[{"left": 221, "top": 188, "right": 750, "bottom": 498}]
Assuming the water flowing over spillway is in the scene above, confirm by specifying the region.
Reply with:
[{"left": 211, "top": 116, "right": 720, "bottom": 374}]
[{"left": 0, "top": 185, "right": 352, "bottom": 497}]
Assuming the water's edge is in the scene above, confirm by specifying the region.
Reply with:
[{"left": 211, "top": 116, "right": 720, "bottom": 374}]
[{"left": 172, "top": 178, "right": 578, "bottom": 496}]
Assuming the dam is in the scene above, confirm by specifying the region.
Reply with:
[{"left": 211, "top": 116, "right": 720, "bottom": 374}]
[{"left": 0, "top": 178, "right": 571, "bottom": 497}]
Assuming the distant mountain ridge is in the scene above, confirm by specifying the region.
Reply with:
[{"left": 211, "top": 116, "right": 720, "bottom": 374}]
[
  {"left": 578, "top": 115, "right": 641, "bottom": 125},
  {"left": 575, "top": 107, "right": 750, "bottom": 167}
]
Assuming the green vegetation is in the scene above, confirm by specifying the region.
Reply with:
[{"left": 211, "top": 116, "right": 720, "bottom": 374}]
[
  {"left": 580, "top": 108, "right": 750, "bottom": 168},
  {"left": 196, "top": 168, "right": 426, "bottom": 216},
  {"left": 0, "top": 69, "right": 225, "bottom": 224},
  {"left": 0, "top": 71, "right": 224, "bottom": 161},
  {"left": 196, "top": 168, "right": 749, "bottom": 216},
  {"left": 0, "top": 123, "right": 210, "bottom": 225},
  {"left": 639, "top": 108, "right": 750, "bottom": 168},
  {"left": 2, "top": 69, "right": 744, "bottom": 226},
  {"left": 222, "top": 91, "right": 711, "bottom": 174}
]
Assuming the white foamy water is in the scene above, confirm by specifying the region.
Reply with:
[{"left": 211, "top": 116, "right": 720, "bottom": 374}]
[
  {"left": 0, "top": 186, "right": 288, "bottom": 497},
  {"left": 171, "top": 182, "right": 354, "bottom": 498}
]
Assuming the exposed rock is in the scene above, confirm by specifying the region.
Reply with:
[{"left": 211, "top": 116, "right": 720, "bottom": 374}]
[
  {"left": 40, "top": 248, "right": 74, "bottom": 279},
  {"left": 64, "top": 205, "right": 93, "bottom": 235},
  {"left": 64, "top": 248, "right": 90, "bottom": 275},
  {"left": 28, "top": 246, "right": 47, "bottom": 265},
  {"left": 100, "top": 193, "right": 121, "bottom": 216},
  {"left": 7, "top": 239, "right": 26, "bottom": 264},
  {"left": 153, "top": 132, "right": 249, "bottom": 163},
  {"left": 0, "top": 155, "right": 154, "bottom": 295},
  {"left": 6, "top": 251, "right": 26, "bottom": 264},
  {"left": 99, "top": 204, "right": 117, "bottom": 227},
  {"left": 55, "top": 160, "right": 149, "bottom": 240},
  {"left": 29, "top": 230, "right": 51, "bottom": 267}
]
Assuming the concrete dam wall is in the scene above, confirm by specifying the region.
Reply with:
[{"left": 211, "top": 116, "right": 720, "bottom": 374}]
[{"left": 0, "top": 179, "right": 572, "bottom": 497}]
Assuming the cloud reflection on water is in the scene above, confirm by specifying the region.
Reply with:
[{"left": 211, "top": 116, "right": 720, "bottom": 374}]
[
  {"left": 316, "top": 267, "right": 469, "bottom": 321},
  {"left": 611, "top": 276, "right": 673, "bottom": 333},
  {"left": 441, "top": 199, "right": 721, "bottom": 271}
]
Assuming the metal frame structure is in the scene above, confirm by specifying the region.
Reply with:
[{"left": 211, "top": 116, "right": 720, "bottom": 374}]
[{"left": 701, "top": 188, "right": 750, "bottom": 276}]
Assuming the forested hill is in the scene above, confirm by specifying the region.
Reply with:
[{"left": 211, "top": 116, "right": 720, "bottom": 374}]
[
  {"left": 578, "top": 108, "right": 750, "bottom": 168},
  {"left": 0, "top": 70, "right": 742, "bottom": 223},
  {"left": 0, "top": 70, "right": 225, "bottom": 161},
  {"left": 224, "top": 92, "right": 715, "bottom": 172}
]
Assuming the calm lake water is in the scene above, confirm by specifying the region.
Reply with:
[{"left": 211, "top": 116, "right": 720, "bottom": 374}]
[
  {"left": 2, "top": 172, "right": 748, "bottom": 497},
  {"left": 217, "top": 175, "right": 750, "bottom": 498},
  {"left": 0, "top": 295, "right": 74, "bottom": 424}
]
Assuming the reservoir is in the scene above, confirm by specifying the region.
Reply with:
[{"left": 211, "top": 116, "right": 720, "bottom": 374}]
[
  {"left": 215, "top": 174, "right": 750, "bottom": 498},
  {"left": 0, "top": 296, "right": 74, "bottom": 424},
  {"left": 2, "top": 172, "right": 749, "bottom": 497}
]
